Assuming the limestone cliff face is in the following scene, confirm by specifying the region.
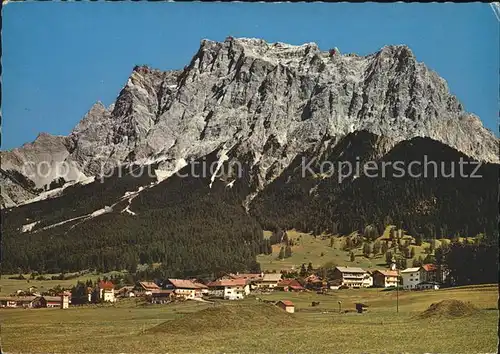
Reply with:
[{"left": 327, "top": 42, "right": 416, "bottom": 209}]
[{"left": 1, "top": 38, "right": 497, "bottom": 207}]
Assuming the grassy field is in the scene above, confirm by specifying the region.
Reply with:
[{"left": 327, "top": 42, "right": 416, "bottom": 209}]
[
  {"left": 1, "top": 284, "right": 497, "bottom": 353},
  {"left": 257, "top": 228, "right": 444, "bottom": 272}
]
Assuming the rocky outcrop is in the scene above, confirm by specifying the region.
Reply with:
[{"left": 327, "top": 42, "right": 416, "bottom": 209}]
[{"left": 1, "top": 37, "right": 497, "bottom": 206}]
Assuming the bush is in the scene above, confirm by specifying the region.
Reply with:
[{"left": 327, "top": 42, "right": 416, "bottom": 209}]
[{"left": 8, "top": 274, "right": 25, "bottom": 280}]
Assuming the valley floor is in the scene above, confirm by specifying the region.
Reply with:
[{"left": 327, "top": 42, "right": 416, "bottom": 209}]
[{"left": 1, "top": 285, "right": 497, "bottom": 353}]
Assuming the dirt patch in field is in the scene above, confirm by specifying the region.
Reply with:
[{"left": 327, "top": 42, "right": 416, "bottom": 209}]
[
  {"left": 418, "top": 300, "right": 479, "bottom": 319},
  {"left": 148, "top": 302, "right": 299, "bottom": 334}
]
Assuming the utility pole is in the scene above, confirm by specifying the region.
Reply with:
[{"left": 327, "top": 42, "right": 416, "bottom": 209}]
[
  {"left": 391, "top": 258, "right": 399, "bottom": 313},
  {"left": 396, "top": 270, "right": 399, "bottom": 313}
]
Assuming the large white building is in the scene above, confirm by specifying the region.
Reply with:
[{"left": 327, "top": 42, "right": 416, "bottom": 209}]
[
  {"left": 332, "top": 267, "right": 370, "bottom": 288},
  {"left": 400, "top": 267, "right": 421, "bottom": 289},
  {"left": 207, "top": 278, "right": 250, "bottom": 300}
]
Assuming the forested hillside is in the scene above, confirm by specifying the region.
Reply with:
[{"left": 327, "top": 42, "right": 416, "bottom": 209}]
[
  {"left": 1, "top": 150, "right": 263, "bottom": 276},
  {"left": 250, "top": 132, "right": 497, "bottom": 240}
]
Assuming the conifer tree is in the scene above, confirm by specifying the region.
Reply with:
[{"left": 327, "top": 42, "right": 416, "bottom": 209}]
[
  {"left": 278, "top": 247, "right": 285, "bottom": 260},
  {"left": 385, "top": 251, "right": 393, "bottom": 265},
  {"left": 300, "top": 263, "right": 307, "bottom": 277},
  {"left": 363, "top": 243, "right": 371, "bottom": 258}
]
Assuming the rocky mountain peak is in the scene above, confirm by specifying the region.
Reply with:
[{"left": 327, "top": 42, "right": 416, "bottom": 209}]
[{"left": 1, "top": 37, "right": 498, "bottom": 207}]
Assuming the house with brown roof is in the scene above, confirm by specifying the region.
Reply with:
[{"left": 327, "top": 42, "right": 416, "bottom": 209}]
[
  {"left": 219, "top": 273, "right": 263, "bottom": 291},
  {"left": 150, "top": 290, "right": 174, "bottom": 304},
  {"left": 303, "top": 274, "right": 327, "bottom": 290},
  {"left": 188, "top": 279, "right": 210, "bottom": 295},
  {"left": 372, "top": 270, "right": 399, "bottom": 288},
  {"left": 255, "top": 273, "right": 282, "bottom": 289},
  {"left": 163, "top": 279, "right": 207, "bottom": 299},
  {"left": 116, "top": 286, "right": 136, "bottom": 298},
  {"left": 97, "top": 281, "right": 116, "bottom": 302},
  {"left": 207, "top": 278, "right": 250, "bottom": 300},
  {"left": 276, "top": 279, "right": 305, "bottom": 292},
  {"left": 276, "top": 300, "right": 295, "bottom": 313},
  {"left": 136, "top": 281, "right": 160, "bottom": 296}
]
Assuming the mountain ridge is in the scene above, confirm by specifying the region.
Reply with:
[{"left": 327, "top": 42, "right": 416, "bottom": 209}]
[{"left": 1, "top": 37, "right": 498, "bottom": 209}]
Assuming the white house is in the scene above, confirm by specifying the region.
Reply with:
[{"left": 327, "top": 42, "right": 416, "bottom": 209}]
[
  {"left": 401, "top": 267, "right": 421, "bottom": 290},
  {"left": 207, "top": 278, "right": 250, "bottom": 300},
  {"left": 97, "top": 281, "right": 116, "bottom": 302}
]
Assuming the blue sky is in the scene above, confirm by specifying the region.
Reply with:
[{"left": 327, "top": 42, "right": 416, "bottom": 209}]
[{"left": 2, "top": 2, "right": 498, "bottom": 150}]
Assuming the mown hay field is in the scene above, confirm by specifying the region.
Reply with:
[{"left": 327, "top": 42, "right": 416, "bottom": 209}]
[{"left": 1, "top": 284, "right": 497, "bottom": 353}]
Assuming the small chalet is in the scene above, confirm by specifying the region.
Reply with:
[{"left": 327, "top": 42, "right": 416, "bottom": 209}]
[
  {"left": 163, "top": 279, "right": 207, "bottom": 299},
  {"left": 136, "top": 281, "right": 160, "bottom": 296},
  {"left": 304, "top": 274, "right": 326, "bottom": 290},
  {"left": 276, "top": 300, "right": 295, "bottom": 313},
  {"left": 255, "top": 273, "right": 282, "bottom": 289},
  {"left": 372, "top": 270, "right": 399, "bottom": 288},
  {"left": 189, "top": 279, "right": 209, "bottom": 295},
  {"left": 276, "top": 279, "right": 305, "bottom": 292},
  {"left": 221, "top": 273, "right": 263, "bottom": 291},
  {"left": 150, "top": 290, "right": 174, "bottom": 304},
  {"left": 98, "top": 281, "right": 116, "bottom": 302},
  {"left": 207, "top": 278, "right": 250, "bottom": 300},
  {"left": 116, "top": 286, "right": 136, "bottom": 298}
]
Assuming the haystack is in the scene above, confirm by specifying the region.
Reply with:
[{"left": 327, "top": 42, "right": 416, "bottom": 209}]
[
  {"left": 419, "top": 299, "right": 478, "bottom": 319},
  {"left": 148, "top": 302, "right": 298, "bottom": 334}
]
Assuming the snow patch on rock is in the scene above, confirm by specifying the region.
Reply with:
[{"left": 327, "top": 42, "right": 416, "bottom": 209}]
[{"left": 21, "top": 221, "right": 39, "bottom": 233}]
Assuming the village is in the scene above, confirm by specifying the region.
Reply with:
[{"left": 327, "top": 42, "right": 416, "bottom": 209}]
[{"left": 0, "top": 263, "right": 447, "bottom": 313}]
